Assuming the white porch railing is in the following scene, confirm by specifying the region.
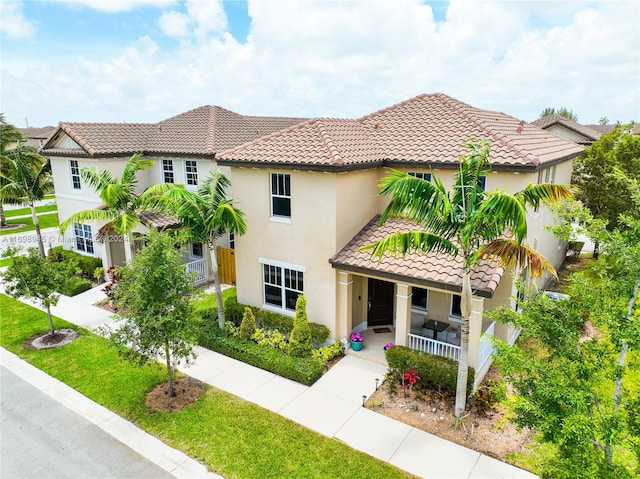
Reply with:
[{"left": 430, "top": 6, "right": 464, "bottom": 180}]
[
  {"left": 477, "top": 320, "right": 496, "bottom": 371},
  {"left": 408, "top": 333, "right": 461, "bottom": 361},
  {"left": 186, "top": 259, "right": 207, "bottom": 285}
]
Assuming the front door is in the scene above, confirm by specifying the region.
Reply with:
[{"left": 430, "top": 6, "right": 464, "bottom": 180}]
[{"left": 367, "top": 279, "right": 394, "bottom": 326}]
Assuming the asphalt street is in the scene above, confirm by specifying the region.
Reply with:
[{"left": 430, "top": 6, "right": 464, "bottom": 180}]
[{"left": 0, "top": 366, "right": 174, "bottom": 479}]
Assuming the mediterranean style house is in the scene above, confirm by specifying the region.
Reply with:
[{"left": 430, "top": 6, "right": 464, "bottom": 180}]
[
  {"left": 42, "top": 93, "right": 584, "bottom": 385},
  {"left": 531, "top": 114, "right": 602, "bottom": 145},
  {"left": 215, "top": 93, "right": 584, "bottom": 384},
  {"left": 40, "top": 106, "right": 306, "bottom": 283}
]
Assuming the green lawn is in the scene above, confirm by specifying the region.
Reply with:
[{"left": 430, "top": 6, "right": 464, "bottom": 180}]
[
  {"left": 4, "top": 204, "right": 57, "bottom": 218},
  {"left": 0, "top": 294, "right": 413, "bottom": 479},
  {"left": 0, "top": 213, "right": 59, "bottom": 236},
  {"left": 194, "top": 286, "right": 237, "bottom": 311}
]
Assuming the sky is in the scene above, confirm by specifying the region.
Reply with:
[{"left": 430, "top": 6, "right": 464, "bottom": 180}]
[{"left": 1, "top": 0, "right": 638, "bottom": 128}]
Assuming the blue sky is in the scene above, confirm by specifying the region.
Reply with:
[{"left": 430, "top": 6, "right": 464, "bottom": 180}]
[{"left": 1, "top": 0, "right": 638, "bottom": 127}]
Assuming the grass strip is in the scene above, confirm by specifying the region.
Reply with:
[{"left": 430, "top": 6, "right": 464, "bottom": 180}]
[
  {"left": 3, "top": 204, "right": 57, "bottom": 218},
  {"left": 0, "top": 213, "right": 59, "bottom": 236},
  {"left": 0, "top": 294, "right": 413, "bottom": 479}
]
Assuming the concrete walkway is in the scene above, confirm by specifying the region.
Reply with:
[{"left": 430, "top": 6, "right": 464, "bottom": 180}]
[{"left": 2, "top": 285, "right": 537, "bottom": 479}]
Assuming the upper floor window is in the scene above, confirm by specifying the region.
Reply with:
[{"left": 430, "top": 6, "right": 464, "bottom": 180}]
[
  {"left": 74, "top": 223, "right": 94, "bottom": 254},
  {"left": 271, "top": 173, "right": 291, "bottom": 218},
  {"left": 190, "top": 242, "right": 203, "bottom": 259},
  {"left": 477, "top": 175, "right": 487, "bottom": 191},
  {"left": 263, "top": 262, "right": 303, "bottom": 311},
  {"left": 411, "top": 287, "right": 429, "bottom": 310},
  {"left": 408, "top": 172, "right": 431, "bottom": 182},
  {"left": 70, "top": 160, "right": 81, "bottom": 190},
  {"left": 185, "top": 160, "right": 198, "bottom": 187},
  {"left": 162, "top": 159, "right": 174, "bottom": 184}
]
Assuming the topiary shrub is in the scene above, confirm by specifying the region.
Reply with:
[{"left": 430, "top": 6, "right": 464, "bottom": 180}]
[
  {"left": 239, "top": 307, "right": 257, "bottom": 340},
  {"left": 288, "top": 295, "right": 313, "bottom": 358},
  {"left": 311, "top": 340, "right": 345, "bottom": 366},
  {"left": 385, "top": 345, "right": 474, "bottom": 397}
]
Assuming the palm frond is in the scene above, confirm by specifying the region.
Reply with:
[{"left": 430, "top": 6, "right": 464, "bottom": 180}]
[
  {"left": 121, "top": 153, "right": 155, "bottom": 185},
  {"left": 199, "top": 169, "right": 231, "bottom": 205},
  {"left": 476, "top": 239, "right": 557, "bottom": 278},
  {"left": 516, "top": 183, "right": 573, "bottom": 210},
  {"left": 467, "top": 191, "right": 528, "bottom": 242},
  {"left": 81, "top": 167, "right": 116, "bottom": 195},
  {"left": 60, "top": 209, "right": 116, "bottom": 234},
  {"left": 361, "top": 231, "right": 457, "bottom": 260},
  {"left": 210, "top": 200, "right": 248, "bottom": 236}
]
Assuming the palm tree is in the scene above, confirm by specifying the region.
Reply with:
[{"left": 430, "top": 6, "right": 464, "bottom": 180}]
[
  {"left": 147, "top": 169, "right": 247, "bottom": 329},
  {"left": 0, "top": 138, "right": 54, "bottom": 257},
  {"left": 59, "top": 153, "right": 170, "bottom": 259},
  {"left": 0, "top": 114, "right": 28, "bottom": 227},
  {"left": 363, "top": 140, "right": 572, "bottom": 417}
]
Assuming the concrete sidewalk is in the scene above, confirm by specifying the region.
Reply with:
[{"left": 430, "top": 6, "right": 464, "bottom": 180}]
[{"left": 4, "top": 285, "right": 537, "bottom": 479}]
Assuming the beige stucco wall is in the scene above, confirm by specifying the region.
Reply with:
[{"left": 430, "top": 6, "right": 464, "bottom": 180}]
[{"left": 547, "top": 125, "right": 590, "bottom": 143}]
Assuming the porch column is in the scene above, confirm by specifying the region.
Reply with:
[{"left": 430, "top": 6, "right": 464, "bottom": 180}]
[
  {"left": 467, "top": 296, "right": 485, "bottom": 369},
  {"left": 394, "top": 283, "right": 411, "bottom": 346},
  {"left": 336, "top": 271, "right": 353, "bottom": 342}
]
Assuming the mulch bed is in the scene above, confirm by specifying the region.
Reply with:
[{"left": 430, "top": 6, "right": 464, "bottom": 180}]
[
  {"left": 26, "top": 328, "right": 78, "bottom": 349},
  {"left": 146, "top": 377, "right": 206, "bottom": 412}
]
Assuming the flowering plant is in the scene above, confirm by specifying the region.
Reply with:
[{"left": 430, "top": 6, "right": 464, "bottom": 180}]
[
  {"left": 384, "top": 342, "right": 394, "bottom": 351},
  {"left": 350, "top": 332, "right": 364, "bottom": 342}
]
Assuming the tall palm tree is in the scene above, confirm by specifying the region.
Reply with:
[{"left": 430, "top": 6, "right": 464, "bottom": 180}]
[
  {"left": 364, "top": 140, "right": 572, "bottom": 417},
  {"left": 147, "top": 169, "right": 247, "bottom": 329},
  {"left": 0, "top": 114, "right": 28, "bottom": 227},
  {"left": 59, "top": 153, "right": 170, "bottom": 259},
  {"left": 0, "top": 138, "right": 54, "bottom": 257}
]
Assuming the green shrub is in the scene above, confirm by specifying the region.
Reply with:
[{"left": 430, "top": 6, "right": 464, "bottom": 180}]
[
  {"left": 224, "top": 321, "right": 240, "bottom": 337},
  {"left": 252, "top": 328, "right": 287, "bottom": 351},
  {"left": 239, "top": 307, "right": 257, "bottom": 340},
  {"left": 223, "top": 298, "right": 330, "bottom": 347},
  {"left": 288, "top": 296, "right": 313, "bottom": 358},
  {"left": 198, "top": 323, "right": 323, "bottom": 385},
  {"left": 311, "top": 340, "right": 345, "bottom": 365},
  {"left": 385, "top": 345, "right": 474, "bottom": 397},
  {"left": 48, "top": 246, "right": 102, "bottom": 279},
  {"left": 470, "top": 379, "right": 507, "bottom": 414},
  {"left": 59, "top": 276, "right": 93, "bottom": 296}
]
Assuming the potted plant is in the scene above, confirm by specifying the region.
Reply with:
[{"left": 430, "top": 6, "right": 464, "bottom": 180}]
[{"left": 350, "top": 332, "right": 364, "bottom": 351}]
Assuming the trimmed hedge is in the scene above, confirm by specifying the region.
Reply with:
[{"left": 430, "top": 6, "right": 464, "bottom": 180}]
[
  {"left": 224, "top": 299, "right": 330, "bottom": 348},
  {"left": 59, "top": 276, "right": 93, "bottom": 296},
  {"left": 49, "top": 246, "right": 103, "bottom": 279},
  {"left": 198, "top": 323, "right": 324, "bottom": 386},
  {"left": 385, "top": 345, "right": 474, "bottom": 397}
]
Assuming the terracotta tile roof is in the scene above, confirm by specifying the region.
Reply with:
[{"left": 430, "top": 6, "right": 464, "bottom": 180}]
[
  {"left": 40, "top": 106, "right": 307, "bottom": 158},
  {"left": 217, "top": 93, "right": 584, "bottom": 171},
  {"left": 586, "top": 123, "right": 640, "bottom": 135},
  {"left": 137, "top": 211, "right": 181, "bottom": 230},
  {"left": 530, "top": 114, "right": 602, "bottom": 143},
  {"left": 329, "top": 215, "right": 505, "bottom": 297},
  {"left": 18, "top": 126, "right": 56, "bottom": 140}
]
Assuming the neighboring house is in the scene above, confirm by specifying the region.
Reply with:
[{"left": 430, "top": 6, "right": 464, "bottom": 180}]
[
  {"left": 18, "top": 126, "right": 56, "bottom": 149},
  {"left": 531, "top": 114, "right": 602, "bottom": 145},
  {"left": 586, "top": 123, "right": 640, "bottom": 136},
  {"left": 216, "top": 93, "right": 584, "bottom": 385},
  {"left": 40, "top": 106, "right": 306, "bottom": 283}
]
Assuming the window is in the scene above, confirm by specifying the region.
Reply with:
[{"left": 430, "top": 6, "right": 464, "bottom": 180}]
[
  {"left": 162, "top": 159, "right": 174, "bottom": 183},
  {"left": 74, "top": 224, "right": 94, "bottom": 254},
  {"left": 451, "top": 294, "right": 462, "bottom": 317},
  {"left": 477, "top": 175, "right": 487, "bottom": 191},
  {"left": 70, "top": 160, "right": 81, "bottom": 190},
  {"left": 411, "top": 287, "right": 428, "bottom": 310},
  {"left": 263, "top": 263, "right": 303, "bottom": 311},
  {"left": 191, "top": 242, "right": 203, "bottom": 258},
  {"left": 228, "top": 232, "right": 235, "bottom": 249},
  {"left": 271, "top": 173, "right": 291, "bottom": 218},
  {"left": 185, "top": 160, "right": 198, "bottom": 187},
  {"left": 408, "top": 172, "right": 431, "bottom": 182}
]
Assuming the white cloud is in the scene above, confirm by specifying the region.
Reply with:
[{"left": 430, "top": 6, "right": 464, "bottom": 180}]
[
  {"left": 58, "top": 0, "right": 176, "bottom": 13},
  {"left": 1, "top": 0, "right": 638, "bottom": 126},
  {"left": 0, "top": 0, "right": 36, "bottom": 40}
]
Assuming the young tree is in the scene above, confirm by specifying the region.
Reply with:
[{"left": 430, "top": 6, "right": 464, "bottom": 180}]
[
  {"left": 109, "top": 229, "right": 200, "bottom": 397},
  {"left": 144, "top": 169, "right": 247, "bottom": 330},
  {"left": 239, "top": 307, "right": 256, "bottom": 340},
  {"left": 1, "top": 247, "right": 76, "bottom": 336},
  {"left": 288, "top": 295, "right": 313, "bottom": 358},
  {"left": 0, "top": 138, "right": 53, "bottom": 257},
  {"left": 364, "top": 140, "right": 571, "bottom": 417}
]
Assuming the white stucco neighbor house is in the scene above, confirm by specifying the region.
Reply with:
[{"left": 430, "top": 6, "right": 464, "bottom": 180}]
[
  {"left": 215, "top": 93, "right": 584, "bottom": 385},
  {"left": 40, "top": 106, "right": 306, "bottom": 284},
  {"left": 531, "top": 114, "right": 602, "bottom": 146}
]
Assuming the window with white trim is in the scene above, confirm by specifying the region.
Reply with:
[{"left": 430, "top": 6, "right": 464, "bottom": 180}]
[
  {"left": 408, "top": 172, "right": 431, "bottom": 182},
  {"left": 263, "top": 263, "right": 303, "bottom": 311},
  {"left": 185, "top": 160, "right": 198, "bottom": 187},
  {"left": 74, "top": 224, "right": 94, "bottom": 254},
  {"left": 70, "top": 160, "right": 81, "bottom": 190},
  {"left": 411, "top": 287, "right": 428, "bottom": 310},
  {"left": 270, "top": 173, "right": 291, "bottom": 218},
  {"left": 451, "top": 294, "right": 462, "bottom": 317},
  {"left": 190, "top": 242, "right": 203, "bottom": 258},
  {"left": 162, "top": 159, "right": 174, "bottom": 184}
]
